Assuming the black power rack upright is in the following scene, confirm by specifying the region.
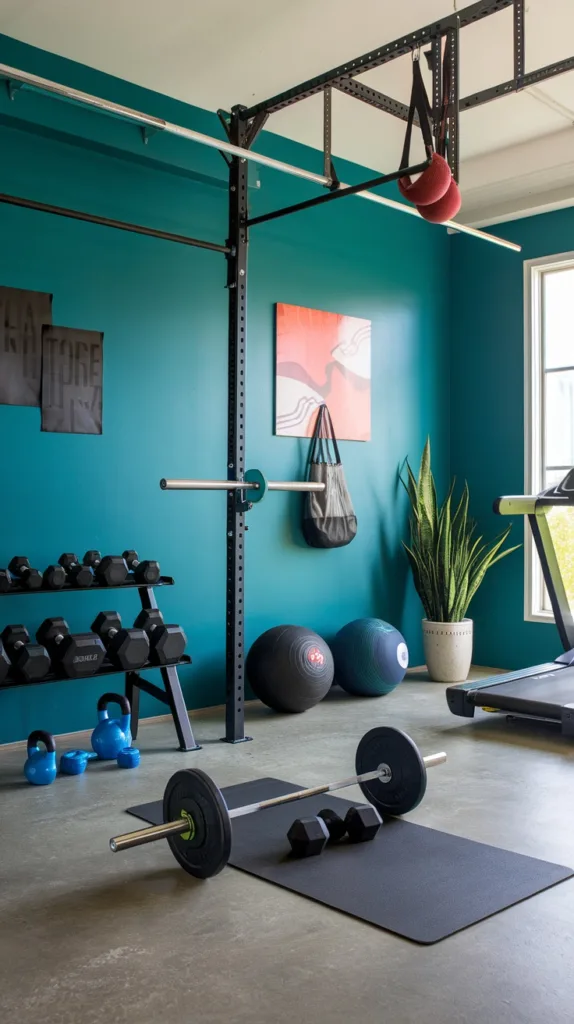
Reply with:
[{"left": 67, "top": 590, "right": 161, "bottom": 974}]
[
  {"left": 0, "top": 0, "right": 572, "bottom": 744},
  {"left": 0, "top": 575, "right": 199, "bottom": 752}
]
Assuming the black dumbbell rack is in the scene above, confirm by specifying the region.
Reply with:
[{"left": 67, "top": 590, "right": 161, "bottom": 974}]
[{"left": 0, "top": 575, "right": 200, "bottom": 752}]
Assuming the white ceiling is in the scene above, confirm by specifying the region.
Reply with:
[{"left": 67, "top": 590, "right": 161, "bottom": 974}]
[{"left": 1, "top": 0, "right": 573, "bottom": 224}]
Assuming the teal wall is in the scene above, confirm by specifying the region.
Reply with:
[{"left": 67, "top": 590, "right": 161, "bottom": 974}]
[
  {"left": 451, "top": 206, "right": 574, "bottom": 670},
  {"left": 0, "top": 35, "right": 451, "bottom": 744}
]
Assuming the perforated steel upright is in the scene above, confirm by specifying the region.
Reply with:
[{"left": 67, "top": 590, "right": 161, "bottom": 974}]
[{"left": 224, "top": 107, "right": 251, "bottom": 742}]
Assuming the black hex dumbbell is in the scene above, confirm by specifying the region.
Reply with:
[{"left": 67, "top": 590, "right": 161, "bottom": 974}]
[
  {"left": 8, "top": 557, "right": 43, "bottom": 590},
  {"left": 43, "top": 564, "right": 67, "bottom": 590},
  {"left": 83, "top": 550, "right": 128, "bottom": 586},
  {"left": 92, "top": 611, "right": 150, "bottom": 670},
  {"left": 0, "top": 569, "right": 13, "bottom": 593},
  {"left": 317, "top": 808, "right": 347, "bottom": 843},
  {"left": 37, "top": 617, "right": 106, "bottom": 679},
  {"left": 133, "top": 609, "right": 187, "bottom": 665},
  {"left": 0, "top": 641, "right": 10, "bottom": 683},
  {"left": 58, "top": 553, "right": 94, "bottom": 589},
  {"left": 122, "top": 550, "right": 161, "bottom": 585},
  {"left": 287, "top": 816, "right": 330, "bottom": 858},
  {"left": 83, "top": 550, "right": 102, "bottom": 572},
  {"left": 94, "top": 554, "right": 128, "bottom": 587},
  {"left": 1, "top": 625, "right": 51, "bottom": 682},
  {"left": 344, "top": 805, "right": 383, "bottom": 843}
]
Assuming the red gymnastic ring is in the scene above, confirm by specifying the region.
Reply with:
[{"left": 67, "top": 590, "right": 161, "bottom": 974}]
[
  {"left": 417, "top": 177, "right": 462, "bottom": 223},
  {"left": 398, "top": 152, "right": 452, "bottom": 206}
]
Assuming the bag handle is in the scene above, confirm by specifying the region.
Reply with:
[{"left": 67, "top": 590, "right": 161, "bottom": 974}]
[
  {"left": 400, "top": 56, "right": 434, "bottom": 171},
  {"left": 320, "top": 405, "right": 341, "bottom": 465},
  {"left": 307, "top": 403, "right": 341, "bottom": 469},
  {"left": 307, "top": 403, "right": 326, "bottom": 468},
  {"left": 317, "top": 404, "right": 333, "bottom": 465}
]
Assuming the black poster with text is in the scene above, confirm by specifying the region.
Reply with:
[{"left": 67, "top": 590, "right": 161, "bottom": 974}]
[
  {"left": 0, "top": 286, "right": 52, "bottom": 406},
  {"left": 41, "top": 326, "right": 103, "bottom": 434}
]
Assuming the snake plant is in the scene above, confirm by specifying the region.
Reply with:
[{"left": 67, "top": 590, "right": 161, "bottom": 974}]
[{"left": 401, "top": 438, "right": 520, "bottom": 622}]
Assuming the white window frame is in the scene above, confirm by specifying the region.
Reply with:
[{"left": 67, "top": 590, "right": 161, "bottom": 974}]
[{"left": 524, "top": 250, "right": 574, "bottom": 624}]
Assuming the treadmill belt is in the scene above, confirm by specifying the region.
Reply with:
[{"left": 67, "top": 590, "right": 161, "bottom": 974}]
[{"left": 475, "top": 667, "right": 574, "bottom": 717}]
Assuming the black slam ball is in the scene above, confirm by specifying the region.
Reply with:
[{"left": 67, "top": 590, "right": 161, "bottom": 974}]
[{"left": 246, "top": 625, "right": 334, "bottom": 713}]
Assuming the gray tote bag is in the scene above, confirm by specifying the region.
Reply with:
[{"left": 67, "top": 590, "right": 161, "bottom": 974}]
[{"left": 302, "top": 404, "right": 357, "bottom": 549}]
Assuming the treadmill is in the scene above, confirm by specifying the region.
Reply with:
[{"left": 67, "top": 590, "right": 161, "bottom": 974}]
[{"left": 446, "top": 468, "right": 574, "bottom": 737}]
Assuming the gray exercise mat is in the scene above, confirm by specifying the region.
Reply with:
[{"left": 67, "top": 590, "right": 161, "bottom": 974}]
[{"left": 127, "top": 777, "right": 574, "bottom": 944}]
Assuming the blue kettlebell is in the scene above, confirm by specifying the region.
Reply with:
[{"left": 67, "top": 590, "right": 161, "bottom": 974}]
[
  {"left": 24, "top": 730, "right": 57, "bottom": 785},
  {"left": 91, "top": 692, "right": 132, "bottom": 760},
  {"left": 60, "top": 750, "right": 98, "bottom": 775}
]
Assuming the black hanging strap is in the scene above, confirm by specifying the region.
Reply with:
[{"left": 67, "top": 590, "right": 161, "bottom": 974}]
[
  {"left": 307, "top": 403, "right": 341, "bottom": 469},
  {"left": 321, "top": 405, "right": 341, "bottom": 464},
  {"left": 308, "top": 405, "right": 329, "bottom": 468},
  {"left": 437, "top": 40, "right": 452, "bottom": 159},
  {"left": 400, "top": 56, "right": 435, "bottom": 171}
]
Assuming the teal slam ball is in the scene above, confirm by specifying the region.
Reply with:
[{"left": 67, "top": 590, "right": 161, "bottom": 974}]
[{"left": 332, "top": 618, "right": 409, "bottom": 697}]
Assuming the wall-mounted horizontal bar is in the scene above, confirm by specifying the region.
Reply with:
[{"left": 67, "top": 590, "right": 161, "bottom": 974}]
[
  {"left": 359, "top": 188, "right": 521, "bottom": 249},
  {"left": 239, "top": 0, "right": 512, "bottom": 119},
  {"left": 0, "top": 63, "right": 520, "bottom": 251},
  {"left": 460, "top": 54, "right": 574, "bottom": 111},
  {"left": 246, "top": 158, "right": 430, "bottom": 228},
  {"left": 0, "top": 63, "right": 328, "bottom": 188},
  {"left": 333, "top": 80, "right": 414, "bottom": 123},
  {"left": 159, "top": 478, "right": 326, "bottom": 493},
  {"left": 0, "top": 192, "right": 229, "bottom": 253}
]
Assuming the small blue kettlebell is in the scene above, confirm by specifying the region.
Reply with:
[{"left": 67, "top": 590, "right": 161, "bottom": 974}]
[
  {"left": 60, "top": 750, "right": 98, "bottom": 775},
  {"left": 91, "top": 692, "right": 132, "bottom": 760},
  {"left": 24, "top": 730, "right": 57, "bottom": 785},
  {"left": 116, "top": 746, "right": 140, "bottom": 769}
]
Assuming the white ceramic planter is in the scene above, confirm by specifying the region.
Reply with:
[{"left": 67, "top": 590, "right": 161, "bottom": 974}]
[{"left": 422, "top": 618, "right": 473, "bottom": 683}]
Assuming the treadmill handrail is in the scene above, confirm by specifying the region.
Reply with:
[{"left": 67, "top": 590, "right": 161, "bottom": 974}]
[
  {"left": 494, "top": 468, "right": 574, "bottom": 652},
  {"left": 495, "top": 469, "right": 574, "bottom": 515},
  {"left": 495, "top": 496, "right": 555, "bottom": 515}
]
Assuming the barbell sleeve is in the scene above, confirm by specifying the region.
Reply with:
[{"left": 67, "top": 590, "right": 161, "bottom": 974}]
[
  {"left": 110, "top": 819, "right": 186, "bottom": 851},
  {"left": 109, "top": 750, "right": 446, "bottom": 853},
  {"left": 160, "top": 478, "right": 325, "bottom": 492},
  {"left": 421, "top": 752, "right": 448, "bottom": 770},
  {"left": 267, "top": 481, "right": 325, "bottom": 493}
]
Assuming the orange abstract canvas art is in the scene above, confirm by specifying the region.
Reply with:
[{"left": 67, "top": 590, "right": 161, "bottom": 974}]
[{"left": 275, "top": 303, "right": 371, "bottom": 441}]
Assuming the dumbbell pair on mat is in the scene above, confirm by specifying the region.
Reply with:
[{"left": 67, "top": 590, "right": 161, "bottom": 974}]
[
  {"left": 0, "top": 550, "right": 160, "bottom": 592},
  {"left": 288, "top": 805, "right": 382, "bottom": 858},
  {"left": 24, "top": 693, "right": 140, "bottom": 785}
]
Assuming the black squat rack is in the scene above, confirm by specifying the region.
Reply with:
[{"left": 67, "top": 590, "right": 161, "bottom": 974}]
[
  {"left": 0, "top": 0, "right": 571, "bottom": 743},
  {"left": 0, "top": 576, "right": 198, "bottom": 752}
]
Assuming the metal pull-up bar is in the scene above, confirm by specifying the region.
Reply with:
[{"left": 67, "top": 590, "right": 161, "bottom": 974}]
[
  {"left": 0, "top": 62, "right": 520, "bottom": 252},
  {"left": 160, "top": 471, "right": 325, "bottom": 503}
]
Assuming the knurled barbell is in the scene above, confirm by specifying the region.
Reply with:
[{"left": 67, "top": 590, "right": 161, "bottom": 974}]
[{"left": 109, "top": 727, "right": 447, "bottom": 878}]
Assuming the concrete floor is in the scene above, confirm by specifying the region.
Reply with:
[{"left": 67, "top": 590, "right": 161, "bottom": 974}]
[{"left": 1, "top": 669, "right": 574, "bottom": 1024}]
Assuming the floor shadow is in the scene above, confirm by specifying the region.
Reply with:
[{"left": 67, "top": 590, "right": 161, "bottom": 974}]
[
  {"left": 0, "top": 776, "right": 29, "bottom": 791},
  {"left": 433, "top": 712, "right": 574, "bottom": 755},
  {"left": 0, "top": 758, "right": 121, "bottom": 790},
  {"left": 0, "top": 868, "right": 197, "bottom": 932},
  {"left": 322, "top": 685, "right": 384, "bottom": 704}
]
